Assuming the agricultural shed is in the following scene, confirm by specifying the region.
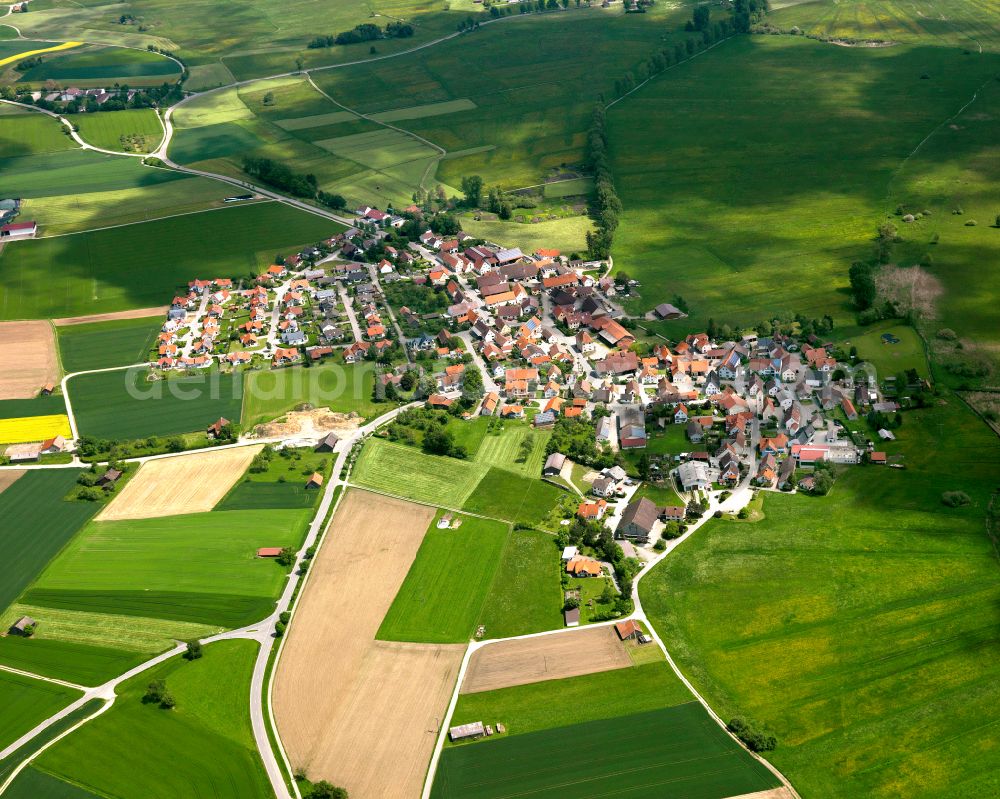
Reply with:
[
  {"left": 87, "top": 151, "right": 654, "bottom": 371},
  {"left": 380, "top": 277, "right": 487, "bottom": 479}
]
[
  {"left": 11, "top": 615, "right": 36, "bottom": 635},
  {"left": 564, "top": 607, "right": 580, "bottom": 627},
  {"left": 257, "top": 547, "right": 283, "bottom": 558},
  {"left": 5, "top": 443, "right": 41, "bottom": 461},
  {"left": 98, "top": 468, "right": 122, "bottom": 486},
  {"left": 306, "top": 472, "right": 324, "bottom": 489},
  {"left": 449, "top": 721, "right": 485, "bottom": 742},
  {"left": 615, "top": 619, "right": 640, "bottom": 640},
  {"left": 315, "top": 432, "right": 340, "bottom": 452},
  {"left": 542, "top": 452, "right": 566, "bottom": 476}
]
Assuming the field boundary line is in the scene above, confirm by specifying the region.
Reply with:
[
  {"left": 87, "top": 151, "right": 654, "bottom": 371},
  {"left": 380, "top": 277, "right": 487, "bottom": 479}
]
[
  {"left": 0, "top": 663, "right": 88, "bottom": 691},
  {"left": 344, "top": 481, "right": 517, "bottom": 528}
]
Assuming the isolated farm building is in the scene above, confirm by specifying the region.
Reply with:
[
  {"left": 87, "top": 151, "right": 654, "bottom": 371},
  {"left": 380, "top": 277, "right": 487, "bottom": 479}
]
[
  {"left": 653, "top": 303, "right": 683, "bottom": 320},
  {"left": 0, "top": 220, "right": 37, "bottom": 239},
  {"left": 615, "top": 619, "right": 641, "bottom": 640},
  {"left": 257, "top": 547, "right": 283, "bottom": 558},
  {"left": 207, "top": 417, "right": 231, "bottom": 438},
  {"left": 4, "top": 442, "right": 40, "bottom": 462},
  {"left": 96, "top": 468, "right": 122, "bottom": 487},
  {"left": 449, "top": 721, "right": 485, "bottom": 742},
  {"left": 566, "top": 556, "right": 603, "bottom": 577},
  {"left": 10, "top": 616, "right": 36, "bottom": 636},
  {"left": 40, "top": 383, "right": 55, "bottom": 396},
  {"left": 870, "top": 451, "right": 887, "bottom": 464},
  {"left": 564, "top": 607, "right": 580, "bottom": 627},
  {"left": 314, "top": 432, "right": 340, "bottom": 453},
  {"left": 543, "top": 453, "right": 566, "bottom": 476},
  {"left": 618, "top": 497, "right": 659, "bottom": 543},
  {"left": 306, "top": 472, "right": 324, "bottom": 489},
  {"left": 40, "top": 435, "right": 66, "bottom": 454}
]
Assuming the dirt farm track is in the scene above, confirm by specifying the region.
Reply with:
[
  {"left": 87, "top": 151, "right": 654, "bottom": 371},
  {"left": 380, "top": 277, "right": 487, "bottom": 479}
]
[
  {"left": 461, "top": 624, "right": 632, "bottom": 694},
  {"left": 0, "top": 321, "right": 59, "bottom": 399},
  {"left": 274, "top": 489, "right": 463, "bottom": 798},
  {"left": 96, "top": 445, "right": 262, "bottom": 521}
]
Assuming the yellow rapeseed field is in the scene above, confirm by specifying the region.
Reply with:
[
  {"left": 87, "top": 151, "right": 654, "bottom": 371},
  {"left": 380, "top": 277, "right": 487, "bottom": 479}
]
[
  {"left": 0, "top": 41, "right": 83, "bottom": 69},
  {"left": 0, "top": 414, "right": 72, "bottom": 444}
]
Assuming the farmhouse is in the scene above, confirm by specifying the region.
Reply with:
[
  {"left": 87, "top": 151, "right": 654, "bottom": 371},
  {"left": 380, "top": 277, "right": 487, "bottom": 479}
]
[
  {"left": 578, "top": 499, "right": 608, "bottom": 520},
  {"left": 618, "top": 497, "right": 658, "bottom": 543},
  {"left": 566, "top": 556, "right": 603, "bottom": 577}
]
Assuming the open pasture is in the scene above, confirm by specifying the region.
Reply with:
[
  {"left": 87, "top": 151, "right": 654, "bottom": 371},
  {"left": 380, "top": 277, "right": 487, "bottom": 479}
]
[
  {"left": 460, "top": 213, "right": 593, "bottom": 256},
  {"left": 242, "top": 361, "right": 379, "bottom": 428},
  {"left": 432, "top": 702, "right": 780, "bottom": 799},
  {"left": 275, "top": 490, "right": 461, "bottom": 797},
  {"left": 57, "top": 314, "right": 162, "bottom": 373},
  {"left": 34, "top": 639, "right": 272, "bottom": 799},
  {"left": 97, "top": 445, "right": 263, "bottom": 521},
  {"left": 30, "top": 507, "right": 310, "bottom": 624},
  {"left": 461, "top": 624, "right": 631, "bottom": 694},
  {"left": 377, "top": 513, "right": 510, "bottom": 644},
  {"left": 0, "top": 414, "right": 72, "bottom": 444},
  {"left": 67, "top": 368, "right": 244, "bottom": 440},
  {"left": 608, "top": 36, "right": 1000, "bottom": 333},
  {"left": 0, "top": 202, "right": 337, "bottom": 319},
  {"left": 0, "top": 321, "right": 59, "bottom": 400},
  {"left": 462, "top": 466, "right": 564, "bottom": 528},
  {"left": 0, "top": 109, "right": 74, "bottom": 158},
  {"left": 352, "top": 438, "right": 489, "bottom": 507},
  {"left": 0, "top": 671, "right": 81, "bottom": 753},
  {"left": 640, "top": 399, "right": 1000, "bottom": 798},
  {"left": 0, "top": 469, "right": 99, "bottom": 612},
  {"left": 75, "top": 109, "right": 163, "bottom": 153}
]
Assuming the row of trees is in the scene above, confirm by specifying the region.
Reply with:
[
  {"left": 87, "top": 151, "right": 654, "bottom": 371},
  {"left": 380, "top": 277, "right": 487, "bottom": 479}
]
[
  {"left": 241, "top": 156, "right": 346, "bottom": 209},
  {"left": 308, "top": 21, "right": 413, "bottom": 49},
  {"left": 584, "top": 105, "right": 620, "bottom": 260}
]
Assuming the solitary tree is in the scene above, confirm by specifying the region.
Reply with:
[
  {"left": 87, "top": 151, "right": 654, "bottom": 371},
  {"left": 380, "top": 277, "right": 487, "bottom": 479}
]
[
  {"left": 460, "top": 175, "right": 484, "bottom": 207},
  {"left": 184, "top": 640, "right": 203, "bottom": 661}
]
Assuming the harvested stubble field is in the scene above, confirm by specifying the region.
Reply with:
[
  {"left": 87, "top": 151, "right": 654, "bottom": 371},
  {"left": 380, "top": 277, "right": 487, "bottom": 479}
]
[
  {"left": 97, "top": 445, "right": 262, "bottom": 521},
  {"left": 275, "top": 489, "right": 465, "bottom": 798},
  {"left": 0, "top": 321, "right": 59, "bottom": 399},
  {"left": 461, "top": 625, "right": 631, "bottom": 694}
]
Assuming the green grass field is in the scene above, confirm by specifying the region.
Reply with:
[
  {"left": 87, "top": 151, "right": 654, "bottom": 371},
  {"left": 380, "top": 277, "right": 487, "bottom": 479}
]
[
  {"left": 67, "top": 369, "right": 244, "bottom": 440},
  {"left": 216, "top": 448, "right": 332, "bottom": 511},
  {"left": 0, "top": 470, "right": 99, "bottom": 613},
  {"left": 0, "top": 394, "right": 67, "bottom": 420},
  {"left": 17, "top": 45, "right": 180, "bottom": 85},
  {"left": 475, "top": 528, "right": 563, "bottom": 639},
  {"left": 377, "top": 513, "right": 510, "bottom": 643},
  {"left": 57, "top": 315, "right": 162, "bottom": 373},
  {"left": 75, "top": 109, "right": 163, "bottom": 153},
  {"left": 352, "top": 438, "right": 489, "bottom": 507},
  {"left": 450, "top": 661, "right": 694, "bottom": 740},
  {"left": 433, "top": 702, "right": 780, "bottom": 799},
  {"left": 462, "top": 466, "right": 564, "bottom": 528},
  {"left": 29, "top": 508, "right": 310, "bottom": 626},
  {"left": 473, "top": 423, "right": 551, "bottom": 477},
  {"left": 459, "top": 214, "right": 593, "bottom": 256},
  {"left": 0, "top": 671, "right": 81, "bottom": 752},
  {"left": 608, "top": 36, "right": 1000, "bottom": 336},
  {"left": 34, "top": 639, "right": 272, "bottom": 799},
  {"left": 4, "top": 767, "right": 103, "bottom": 799},
  {"left": 0, "top": 110, "right": 75, "bottom": 158},
  {"left": 0, "top": 636, "right": 146, "bottom": 686},
  {"left": 641, "top": 397, "right": 1000, "bottom": 798},
  {"left": 241, "top": 362, "right": 381, "bottom": 428},
  {"left": 0, "top": 203, "right": 338, "bottom": 319}
]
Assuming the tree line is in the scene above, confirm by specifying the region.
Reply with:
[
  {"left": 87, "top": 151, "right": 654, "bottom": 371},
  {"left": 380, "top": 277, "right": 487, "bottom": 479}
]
[
  {"left": 308, "top": 21, "right": 414, "bottom": 49},
  {"left": 242, "top": 157, "right": 346, "bottom": 209},
  {"left": 584, "top": 105, "right": 620, "bottom": 260}
]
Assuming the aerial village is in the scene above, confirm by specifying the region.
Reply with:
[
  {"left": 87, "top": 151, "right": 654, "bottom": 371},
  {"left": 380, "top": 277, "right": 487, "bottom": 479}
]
[{"left": 140, "top": 202, "right": 902, "bottom": 581}]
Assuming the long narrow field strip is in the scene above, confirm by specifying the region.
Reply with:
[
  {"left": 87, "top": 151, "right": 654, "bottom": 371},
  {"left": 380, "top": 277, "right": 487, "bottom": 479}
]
[
  {"left": 0, "top": 414, "right": 72, "bottom": 445},
  {"left": 0, "top": 40, "right": 82, "bottom": 69},
  {"left": 96, "top": 445, "right": 263, "bottom": 521},
  {"left": 461, "top": 625, "right": 632, "bottom": 694},
  {"left": 0, "top": 321, "right": 59, "bottom": 400},
  {"left": 352, "top": 438, "right": 488, "bottom": 507},
  {"left": 275, "top": 490, "right": 464, "bottom": 798},
  {"left": 314, "top": 128, "right": 438, "bottom": 170},
  {"left": 431, "top": 703, "right": 781, "bottom": 799},
  {"left": 369, "top": 98, "right": 477, "bottom": 123},
  {"left": 0, "top": 469, "right": 99, "bottom": 612},
  {"left": 275, "top": 111, "right": 355, "bottom": 130},
  {"left": 53, "top": 307, "right": 168, "bottom": 326}
]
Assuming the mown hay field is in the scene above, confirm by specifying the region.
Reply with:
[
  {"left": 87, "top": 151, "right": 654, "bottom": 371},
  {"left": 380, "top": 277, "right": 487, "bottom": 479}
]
[
  {"left": 97, "top": 445, "right": 261, "bottom": 521},
  {"left": 0, "top": 320, "right": 59, "bottom": 400}
]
